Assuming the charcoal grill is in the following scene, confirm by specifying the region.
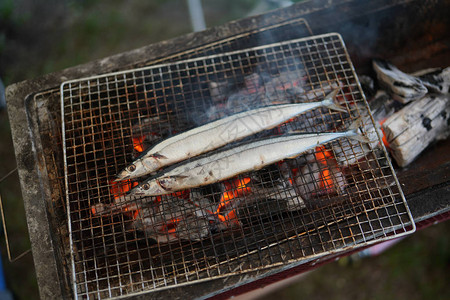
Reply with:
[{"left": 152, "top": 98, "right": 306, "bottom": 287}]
[
  {"left": 6, "top": 1, "right": 450, "bottom": 299},
  {"left": 60, "top": 33, "right": 414, "bottom": 298}
]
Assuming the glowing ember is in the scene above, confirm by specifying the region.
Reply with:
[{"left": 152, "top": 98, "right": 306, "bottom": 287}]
[
  {"left": 110, "top": 180, "right": 139, "bottom": 199},
  {"left": 379, "top": 118, "right": 390, "bottom": 148},
  {"left": 91, "top": 206, "right": 98, "bottom": 215},
  {"left": 315, "top": 146, "right": 335, "bottom": 192},
  {"left": 216, "top": 177, "right": 252, "bottom": 213},
  {"left": 170, "top": 190, "right": 190, "bottom": 200},
  {"left": 123, "top": 206, "right": 141, "bottom": 219},
  {"left": 216, "top": 209, "right": 240, "bottom": 227},
  {"left": 319, "top": 168, "right": 334, "bottom": 192},
  {"left": 133, "top": 136, "right": 144, "bottom": 152},
  {"left": 160, "top": 218, "right": 180, "bottom": 234}
]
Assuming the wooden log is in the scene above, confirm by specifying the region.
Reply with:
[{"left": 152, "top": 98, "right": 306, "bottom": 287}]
[{"left": 382, "top": 94, "right": 450, "bottom": 167}]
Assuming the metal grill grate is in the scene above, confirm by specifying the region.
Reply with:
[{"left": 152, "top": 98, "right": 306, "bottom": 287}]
[
  {"left": 61, "top": 33, "right": 415, "bottom": 298},
  {"left": 30, "top": 18, "right": 314, "bottom": 286}
]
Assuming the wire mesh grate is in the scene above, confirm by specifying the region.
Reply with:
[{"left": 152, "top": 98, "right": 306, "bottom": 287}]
[{"left": 61, "top": 33, "right": 414, "bottom": 299}]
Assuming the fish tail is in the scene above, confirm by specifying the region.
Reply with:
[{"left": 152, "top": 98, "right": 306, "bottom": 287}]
[
  {"left": 346, "top": 118, "right": 371, "bottom": 143},
  {"left": 346, "top": 130, "right": 371, "bottom": 144},
  {"left": 321, "top": 88, "right": 347, "bottom": 113}
]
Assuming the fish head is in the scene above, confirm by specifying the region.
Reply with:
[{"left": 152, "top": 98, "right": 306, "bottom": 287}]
[
  {"left": 131, "top": 179, "right": 166, "bottom": 196},
  {"left": 115, "top": 158, "right": 160, "bottom": 181}
]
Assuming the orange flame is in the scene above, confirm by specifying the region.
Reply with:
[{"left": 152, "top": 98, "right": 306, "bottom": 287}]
[
  {"left": 216, "top": 209, "right": 240, "bottom": 227},
  {"left": 123, "top": 206, "right": 141, "bottom": 219},
  {"left": 170, "top": 190, "right": 190, "bottom": 199},
  {"left": 160, "top": 218, "right": 180, "bottom": 234},
  {"left": 91, "top": 206, "right": 98, "bottom": 215},
  {"left": 379, "top": 118, "right": 390, "bottom": 148},
  {"left": 133, "top": 136, "right": 144, "bottom": 152},
  {"left": 216, "top": 177, "right": 251, "bottom": 213},
  {"left": 110, "top": 179, "right": 139, "bottom": 199},
  {"left": 315, "top": 146, "right": 335, "bottom": 192}
]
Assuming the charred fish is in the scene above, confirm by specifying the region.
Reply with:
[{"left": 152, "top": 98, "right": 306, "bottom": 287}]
[
  {"left": 129, "top": 124, "right": 369, "bottom": 196},
  {"left": 115, "top": 89, "right": 346, "bottom": 180}
]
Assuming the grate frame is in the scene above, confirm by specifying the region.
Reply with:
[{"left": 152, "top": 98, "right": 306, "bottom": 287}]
[{"left": 61, "top": 33, "right": 415, "bottom": 299}]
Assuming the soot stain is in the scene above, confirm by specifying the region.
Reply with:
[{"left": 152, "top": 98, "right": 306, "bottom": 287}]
[{"left": 422, "top": 117, "right": 432, "bottom": 131}]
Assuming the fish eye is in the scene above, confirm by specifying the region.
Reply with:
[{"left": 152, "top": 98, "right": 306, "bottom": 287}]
[
  {"left": 142, "top": 183, "right": 150, "bottom": 190},
  {"left": 127, "top": 164, "right": 136, "bottom": 172}
]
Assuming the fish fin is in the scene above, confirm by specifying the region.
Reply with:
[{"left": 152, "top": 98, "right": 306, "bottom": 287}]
[
  {"left": 150, "top": 152, "right": 168, "bottom": 159},
  {"left": 322, "top": 88, "right": 347, "bottom": 113},
  {"left": 348, "top": 117, "right": 365, "bottom": 130},
  {"left": 345, "top": 117, "right": 371, "bottom": 143},
  {"left": 347, "top": 131, "right": 371, "bottom": 144}
]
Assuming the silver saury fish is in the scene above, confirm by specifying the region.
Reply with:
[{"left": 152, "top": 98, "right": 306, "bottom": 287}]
[
  {"left": 129, "top": 123, "right": 369, "bottom": 197},
  {"left": 116, "top": 89, "right": 345, "bottom": 180}
]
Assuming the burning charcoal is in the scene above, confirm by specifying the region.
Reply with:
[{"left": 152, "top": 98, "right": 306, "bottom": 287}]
[
  {"left": 131, "top": 203, "right": 160, "bottom": 233},
  {"left": 90, "top": 203, "right": 115, "bottom": 216},
  {"left": 220, "top": 69, "right": 308, "bottom": 115},
  {"left": 243, "top": 73, "right": 263, "bottom": 93},
  {"left": 236, "top": 194, "right": 285, "bottom": 225},
  {"left": 130, "top": 194, "right": 219, "bottom": 242},
  {"left": 382, "top": 93, "right": 450, "bottom": 167},
  {"left": 373, "top": 59, "right": 428, "bottom": 103},
  {"left": 295, "top": 150, "right": 347, "bottom": 201},
  {"left": 413, "top": 67, "right": 450, "bottom": 94}
]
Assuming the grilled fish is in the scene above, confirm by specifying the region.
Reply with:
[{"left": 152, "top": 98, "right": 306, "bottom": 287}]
[
  {"left": 116, "top": 89, "right": 345, "bottom": 180},
  {"left": 129, "top": 123, "right": 369, "bottom": 197}
]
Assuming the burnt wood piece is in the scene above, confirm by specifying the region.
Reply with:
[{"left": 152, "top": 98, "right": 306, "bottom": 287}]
[
  {"left": 414, "top": 67, "right": 450, "bottom": 94},
  {"left": 373, "top": 59, "right": 428, "bottom": 103},
  {"left": 382, "top": 94, "right": 450, "bottom": 167}
]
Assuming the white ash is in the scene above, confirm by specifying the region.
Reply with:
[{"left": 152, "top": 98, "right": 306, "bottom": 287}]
[
  {"left": 268, "top": 184, "right": 306, "bottom": 211},
  {"left": 373, "top": 59, "right": 428, "bottom": 103},
  {"left": 176, "top": 216, "right": 213, "bottom": 241},
  {"left": 131, "top": 194, "right": 218, "bottom": 241}
]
